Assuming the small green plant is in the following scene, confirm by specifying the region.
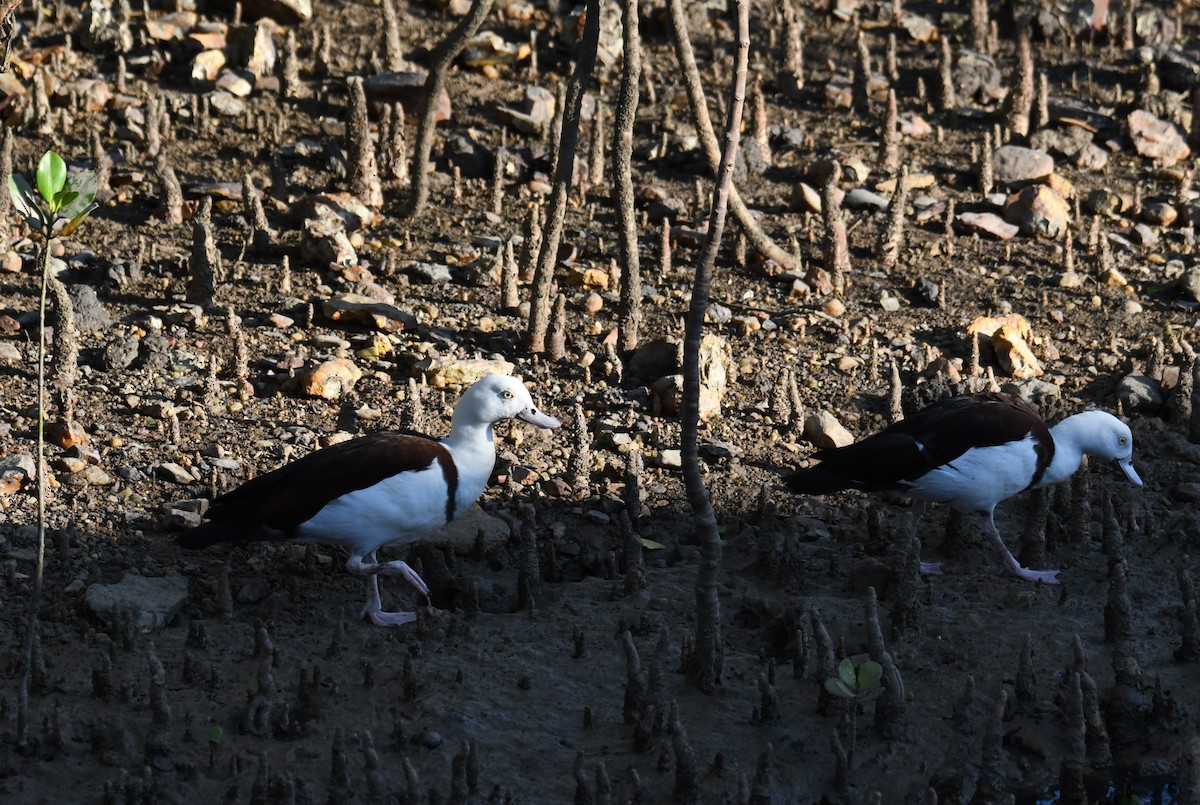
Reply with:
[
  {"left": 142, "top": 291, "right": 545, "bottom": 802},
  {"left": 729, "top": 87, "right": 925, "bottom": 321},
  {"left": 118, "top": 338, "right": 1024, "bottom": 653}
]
[
  {"left": 825, "top": 657, "right": 883, "bottom": 762},
  {"left": 8, "top": 150, "right": 97, "bottom": 236},
  {"left": 9, "top": 150, "right": 97, "bottom": 750},
  {"left": 824, "top": 657, "right": 883, "bottom": 702}
]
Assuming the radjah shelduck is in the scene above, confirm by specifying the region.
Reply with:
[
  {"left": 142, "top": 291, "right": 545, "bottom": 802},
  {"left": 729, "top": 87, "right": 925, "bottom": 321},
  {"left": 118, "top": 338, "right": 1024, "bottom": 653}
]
[
  {"left": 178, "top": 374, "right": 561, "bottom": 625},
  {"left": 784, "top": 392, "right": 1141, "bottom": 583}
]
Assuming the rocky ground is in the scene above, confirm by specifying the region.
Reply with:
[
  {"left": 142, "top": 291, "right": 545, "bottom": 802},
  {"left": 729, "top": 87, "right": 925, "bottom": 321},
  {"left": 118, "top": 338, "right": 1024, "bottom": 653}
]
[{"left": 1, "top": 0, "right": 1200, "bottom": 802}]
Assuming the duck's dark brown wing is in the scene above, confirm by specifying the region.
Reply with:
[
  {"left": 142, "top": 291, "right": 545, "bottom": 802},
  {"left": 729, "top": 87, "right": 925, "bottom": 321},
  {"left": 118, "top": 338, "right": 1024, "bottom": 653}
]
[
  {"left": 177, "top": 431, "right": 456, "bottom": 548},
  {"left": 786, "top": 393, "right": 1052, "bottom": 494}
]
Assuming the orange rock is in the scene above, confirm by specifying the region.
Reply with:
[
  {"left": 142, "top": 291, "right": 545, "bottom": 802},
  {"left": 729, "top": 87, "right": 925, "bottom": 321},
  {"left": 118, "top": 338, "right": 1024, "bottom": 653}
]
[
  {"left": 993, "top": 324, "right": 1043, "bottom": 379},
  {"left": 299, "top": 359, "right": 362, "bottom": 399},
  {"left": 47, "top": 420, "right": 91, "bottom": 449},
  {"left": 966, "top": 313, "right": 1033, "bottom": 341}
]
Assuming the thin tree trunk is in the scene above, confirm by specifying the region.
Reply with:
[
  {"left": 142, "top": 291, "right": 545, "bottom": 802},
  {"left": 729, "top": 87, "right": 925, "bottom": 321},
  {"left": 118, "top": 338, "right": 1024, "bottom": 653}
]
[
  {"left": 667, "top": 0, "right": 795, "bottom": 271},
  {"left": 681, "top": 0, "right": 749, "bottom": 694},
  {"left": 402, "top": 0, "right": 495, "bottom": 217},
  {"left": 17, "top": 240, "right": 51, "bottom": 747},
  {"left": 613, "top": 0, "right": 642, "bottom": 354},
  {"left": 526, "top": 0, "right": 600, "bottom": 353}
]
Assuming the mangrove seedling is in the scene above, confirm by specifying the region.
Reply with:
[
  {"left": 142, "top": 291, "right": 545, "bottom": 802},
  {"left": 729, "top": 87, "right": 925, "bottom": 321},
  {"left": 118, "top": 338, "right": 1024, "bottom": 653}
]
[
  {"left": 825, "top": 657, "right": 883, "bottom": 761},
  {"left": 8, "top": 149, "right": 97, "bottom": 749}
]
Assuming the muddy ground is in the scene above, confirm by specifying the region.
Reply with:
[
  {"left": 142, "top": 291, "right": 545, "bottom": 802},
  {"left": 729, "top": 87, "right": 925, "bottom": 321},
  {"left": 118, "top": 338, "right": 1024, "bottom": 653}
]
[{"left": 1, "top": 0, "right": 1199, "bottom": 802}]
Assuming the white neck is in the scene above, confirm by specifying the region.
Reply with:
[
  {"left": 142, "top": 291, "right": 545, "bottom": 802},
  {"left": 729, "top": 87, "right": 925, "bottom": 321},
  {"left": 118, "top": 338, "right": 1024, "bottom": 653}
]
[
  {"left": 442, "top": 418, "right": 495, "bottom": 455},
  {"left": 1039, "top": 412, "right": 1107, "bottom": 488},
  {"left": 440, "top": 419, "right": 499, "bottom": 508}
]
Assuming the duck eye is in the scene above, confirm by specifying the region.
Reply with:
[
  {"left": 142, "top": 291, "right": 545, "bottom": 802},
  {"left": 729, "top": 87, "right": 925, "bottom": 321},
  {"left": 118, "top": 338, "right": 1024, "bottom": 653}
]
[
  {"left": 1118, "top": 436, "right": 1127, "bottom": 445},
  {"left": 501, "top": 390, "right": 514, "bottom": 400}
]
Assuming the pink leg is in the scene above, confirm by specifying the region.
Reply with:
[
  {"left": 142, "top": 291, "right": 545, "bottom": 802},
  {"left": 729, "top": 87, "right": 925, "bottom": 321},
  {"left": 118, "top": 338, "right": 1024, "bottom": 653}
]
[
  {"left": 908, "top": 501, "right": 942, "bottom": 575},
  {"left": 346, "top": 552, "right": 430, "bottom": 596},
  {"left": 981, "top": 515, "right": 1060, "bottom": 584},
  {"left": 348, "top": 551, "right": 426, "bottom": 627}
]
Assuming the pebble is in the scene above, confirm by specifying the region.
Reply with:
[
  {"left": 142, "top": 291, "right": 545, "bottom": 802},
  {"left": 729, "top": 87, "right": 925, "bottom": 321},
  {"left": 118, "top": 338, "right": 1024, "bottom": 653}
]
[
  {"left": 420, "top": 357, "right": 515, "bottom": 388},
  {"left": 822, "top": 299, "right": 845, "bottom": 316},
  {"left": 293, "top": 192, "right": 378, "bottom": 231},
  {"left": 237, "top": 578, "right": 273, "bottom": 603},
  {"left": 165, "top": 509, "right": 203, "bottom": 529},
  {"left": 1171, "top": 268, "right": 1200, "bottom": 303},
  {"left": 1075, "top": 143, "right": 1109, "bottom": 170},
  {"left": 103, "top": 335, "right": 140, "bottom": 371},
  {"left": 844, "top": 188, "right": 889, "bottom": 211},
  {"left": 298, "top": 358, "right": 363, "bottom": 399},
  {"left": 567, "top": 266, "right": 608, "bottom": 289},
  {"left": 216, "top": 67, "right": 254, "bottom": 98},
  {"left": 705, "top": 303, "right": 732, "bottom": 324},
  {"left": 208, "top": 90, "right": 246, "bottom": 117},
  {"left": 582, "top": 293, "right": 603, "bottom": 314},
  {"left": 0, "top": 342, "right": 21, "bottom": 362},
  {"left": 1004, "top": 185, "right": 1070, "bottom": 238},
  {"left": 731, "top": 315, "right": 760, "bottom": 335},
  {"left": 657, "top": 449, "right": 682, "bottom": 468},
  {"left": 1116, "top": 375, "right": 1162, "bottom": 413},
  {"left": 0, "top": 453, "right": 36, "bottom": 494},
  {"left": 322, "top": 294, "right": 414, "bottom": 332},
  {"left": 426, "top": 507, "right": 510, "bottom": 553},
  {"left": 1142, "top": 202, "right": 1177, "bottom": 226},
  {"left": 804, "top": 411, "right": 854, "bottom": 449},
  {"left": 788, "top": 182, "right": 821, "bottom": 214},
  {"left": 993, "top": 145, "right": 1055, "bottom": 184},
  {"left": 959, "top": 211, "right": 1018, "bottom": 240},
  {"left": 993, "top": 324, "right": 1043, "bottom": 380},
  {"left": 157, "top": 462, "right": 197, "bottom": 484},
  {"left": 873, "top": 173, "right": 934, "bottom": 193},
  {"left": 415, "top": 730, "right": 444, "bottom": 750},
  {"left": 84, "top": 574, "right": 190, "bottom": 631},
  {"left": 1127, "top": 109, "right": 1190, "bottom": 164},
  {"left": 67, "top": 285, "right": 112, "bottom": 334},
  {"left": 406, "top": 262, "right": 453, "bottom": 284}
]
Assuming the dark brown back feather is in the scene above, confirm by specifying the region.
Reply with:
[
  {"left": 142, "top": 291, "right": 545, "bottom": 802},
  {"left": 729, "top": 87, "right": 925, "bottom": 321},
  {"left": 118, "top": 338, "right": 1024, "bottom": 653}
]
[
  {"left": 788, "top": 393, "right": 1053, "bottom": 493},
  {"left": 180, "top": 431, "right": 454, "bottom": 546}
]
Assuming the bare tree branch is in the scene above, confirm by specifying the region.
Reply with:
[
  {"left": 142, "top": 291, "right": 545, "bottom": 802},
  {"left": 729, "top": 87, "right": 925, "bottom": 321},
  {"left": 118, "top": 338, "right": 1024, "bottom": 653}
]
[
  {"left": 614, "top": 0, "right": 643, "bottom": 354},
  {"left": 526, "top": 0, "right": 600, "bottom": 353},
  {"left": 402, "top": 0, "right": 495, "bottom": 217},
  {"left": 667, "top": 0, "right": 796, "bottom": 271},
  {"left": 681, "top": 0, "right": 749, "bottom": 693}
]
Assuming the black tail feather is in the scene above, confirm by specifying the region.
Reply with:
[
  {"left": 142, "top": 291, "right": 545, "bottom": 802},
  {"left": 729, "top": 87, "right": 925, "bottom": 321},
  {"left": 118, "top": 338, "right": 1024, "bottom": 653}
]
[
  {"left": 176, "top": 520, "right": 259, "bottom": 550},
  {"left": 784, "top": 466, "right": 855, "bottom": 496}
]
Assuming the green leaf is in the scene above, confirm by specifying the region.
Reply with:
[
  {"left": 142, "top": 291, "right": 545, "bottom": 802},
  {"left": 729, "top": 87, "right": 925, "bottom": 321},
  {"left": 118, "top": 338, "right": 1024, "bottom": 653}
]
[
  {"left": 836, "top": 658, "right": 856, "bottom": 689},
  {"left": 8, "top": 174, "right": 46, "bottom": 232},
  {"left": 36, "top": 151, "right": 67, "bottom": 208},
  {"left": 64, "top": 169, "right": 98, "bottom": 211},
  {"left": 824, "top": 677, "right": 856, "bottom": 699},
  {"left": 53, "top": 189, "right": 79, "bottom": 209},
  {"left": 209, "top": 726, "right": 223, "bottom": 745},
  {"left": 856, "top": 661, "right": 882, "bottom": 692}
]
